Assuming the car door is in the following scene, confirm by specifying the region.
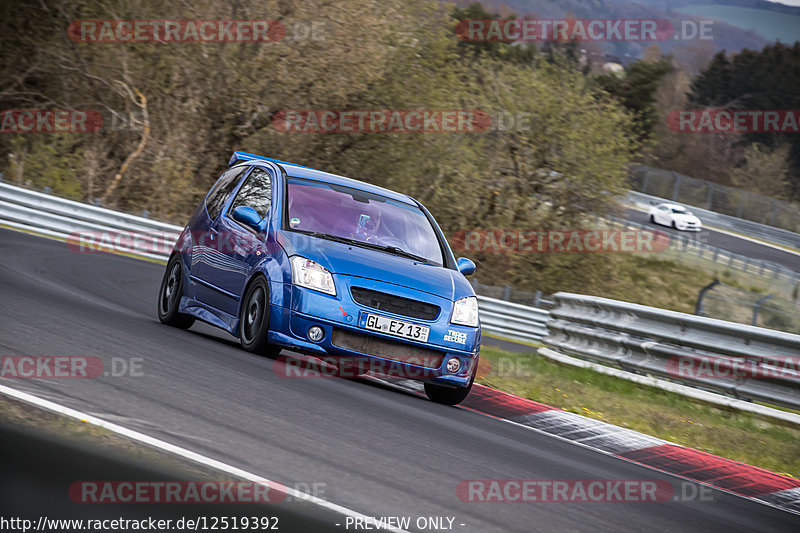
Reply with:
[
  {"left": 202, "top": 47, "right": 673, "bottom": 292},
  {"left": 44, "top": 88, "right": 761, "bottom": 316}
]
[
  {"left": 656, "top": 205, "right": 669, "bottom": 225},
  {"left": 664, "top": 206, "right": 677, "bottom": 226},
  {"left": 197, "top": 166, "right": 276, "bottom": 317},
  {"left": 189, "top": 165, "right": 249, "bottom": 305}
]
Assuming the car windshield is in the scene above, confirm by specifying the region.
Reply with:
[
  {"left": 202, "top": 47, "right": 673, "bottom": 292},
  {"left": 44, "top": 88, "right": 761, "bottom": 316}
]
[
  {"left": 286, "top": 177, "right": 444, "bottom": 265},
  {"left": 671, "top": 207, "right": 690, "bottom": 214}
]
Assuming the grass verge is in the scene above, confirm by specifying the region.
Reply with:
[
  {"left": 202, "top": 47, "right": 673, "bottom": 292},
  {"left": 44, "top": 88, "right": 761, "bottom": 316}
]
[{"left": 476, "top": 345, "right": 800, "bottom": 478}]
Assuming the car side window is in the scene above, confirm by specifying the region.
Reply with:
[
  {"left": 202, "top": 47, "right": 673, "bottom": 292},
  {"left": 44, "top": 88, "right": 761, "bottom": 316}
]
[
  {"left": 229, "top": 167, "right": 273, "bottom": 219},
  {"left": 205, "top": 167, "right": 246, "bottom": 220}
]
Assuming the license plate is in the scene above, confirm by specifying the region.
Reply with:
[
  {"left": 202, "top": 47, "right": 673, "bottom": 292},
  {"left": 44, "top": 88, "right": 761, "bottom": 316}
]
[{"left": 358, "top": 312, "right": 430, "bottom": 342}]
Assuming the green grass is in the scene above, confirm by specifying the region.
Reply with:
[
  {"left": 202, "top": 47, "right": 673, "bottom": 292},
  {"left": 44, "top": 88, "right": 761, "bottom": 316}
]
[
  {"left": 584, "top": 249, "right": 797, "bottom": 316},
  {"left": 476, "top": 345, "right": 800, "bottom": 478}
]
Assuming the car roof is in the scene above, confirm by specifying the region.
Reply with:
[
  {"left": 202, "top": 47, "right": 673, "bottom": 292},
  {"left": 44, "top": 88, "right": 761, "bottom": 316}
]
[
  {"left": 244, "top": 159, "right": 418, "bottom": 206},
  {"left": 658, "top": 203, "right": 686, "bottom": 209}
]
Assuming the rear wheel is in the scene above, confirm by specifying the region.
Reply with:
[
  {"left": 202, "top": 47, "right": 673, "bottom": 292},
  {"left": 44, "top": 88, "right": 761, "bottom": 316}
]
[
  {"left": 240, "top": 277, "right": 280, "bottom": 357},
  {"left": 158, "top": 255, "right": 195, "bottom": 329},
  {"left": 424, "top": 356, "right": 478, "bottom": 406}
]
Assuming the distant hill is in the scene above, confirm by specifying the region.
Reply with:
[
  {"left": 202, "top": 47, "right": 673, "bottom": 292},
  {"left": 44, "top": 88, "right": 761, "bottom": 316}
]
[
  {"left": 449, "top": 0, "right": 798, "bottom": 68},
  {"left": 671, "top": 4, "right": 800, "bottom": 43}
]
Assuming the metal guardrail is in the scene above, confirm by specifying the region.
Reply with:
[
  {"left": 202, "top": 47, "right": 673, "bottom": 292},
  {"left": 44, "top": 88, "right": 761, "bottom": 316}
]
[
  {"left": 477, "top": 296, "right": 550, "bottom": 343},
  {"left": 543, "top": 292, "right": 800, "bottom": 410},
  {"left": 627, "top": 190, "right": 800, "bottom": 250},
  {"left": 0, "top": 182, "right": 180, "bottom": 261}
]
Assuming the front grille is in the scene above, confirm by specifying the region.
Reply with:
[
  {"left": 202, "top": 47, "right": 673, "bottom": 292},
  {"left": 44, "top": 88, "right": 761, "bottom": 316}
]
[
  {"left": 331, "top": 329, "right": 444, "bottom": 369},
  {"left": 350, "top": 287, "right": 440, "bottom": 320}
]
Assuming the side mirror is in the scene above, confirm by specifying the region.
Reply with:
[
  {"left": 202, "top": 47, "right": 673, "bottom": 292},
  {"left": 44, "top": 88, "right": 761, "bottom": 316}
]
[
  {"left": 457, "top": 257, "right": 476, "bottom": 276},
  {"left": 232, "top": 205, "right": 264, "bottom": 231}
]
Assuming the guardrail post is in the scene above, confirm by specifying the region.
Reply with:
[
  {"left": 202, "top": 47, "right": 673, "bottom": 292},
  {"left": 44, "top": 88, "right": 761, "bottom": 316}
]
[
  {"left": 503, "top": 285, "right": 511, "bottom": 301},
  {"left": 694, "top": 279, "right": 721, "bottom": 316},
  {"left": 671, "top": 172, "right": 681, "bottom": 201},
  {"left": 770, "top": 199, "right": 777, "bottom": 227},
  {"left": 752, "top": 294, "right": 775, "bottom": 326}
]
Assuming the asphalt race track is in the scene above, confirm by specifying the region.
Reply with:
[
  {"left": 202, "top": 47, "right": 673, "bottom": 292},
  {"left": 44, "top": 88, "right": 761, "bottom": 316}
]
[
  {"left": 0, "top": 228, "right": 797, "bottom": 532},
  {"left": 622, "top": 208, "right": 799, "bottom": 271}
]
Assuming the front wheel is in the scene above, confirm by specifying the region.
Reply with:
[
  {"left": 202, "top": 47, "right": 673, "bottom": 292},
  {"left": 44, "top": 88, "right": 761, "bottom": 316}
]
[
  {"left": 158, "top": 255, "right": 195, "bottom": 329},
  {"left": 239, "top": 277, "right": 280, "bottom": 357},
  {"left": 424, "top": 357, "right": 478, "bottom": 406}
]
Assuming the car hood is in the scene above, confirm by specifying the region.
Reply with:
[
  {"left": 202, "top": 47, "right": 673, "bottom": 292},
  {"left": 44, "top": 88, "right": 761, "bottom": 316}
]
[
  {"left": 673, "top": 213, "right": 701, "bottom": 223},
  {"left": 277, "top": 230, "right": 471, "bottom": 301}
]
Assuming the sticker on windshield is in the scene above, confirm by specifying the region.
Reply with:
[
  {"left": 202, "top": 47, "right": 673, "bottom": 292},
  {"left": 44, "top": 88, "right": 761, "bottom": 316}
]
[{"left": 289, "top": 217, "right": 301, "bottom": 227}]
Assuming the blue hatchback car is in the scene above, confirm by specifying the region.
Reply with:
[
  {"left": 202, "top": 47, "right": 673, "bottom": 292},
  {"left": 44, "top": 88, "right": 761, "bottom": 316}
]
[{"left": 158, "top": 151, "right": 480, "bottom": 404}]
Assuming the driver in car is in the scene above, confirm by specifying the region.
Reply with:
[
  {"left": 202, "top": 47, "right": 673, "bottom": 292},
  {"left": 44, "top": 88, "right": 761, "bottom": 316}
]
[{"left": 354, "top": 212, "right": 381, "bottom": 242}]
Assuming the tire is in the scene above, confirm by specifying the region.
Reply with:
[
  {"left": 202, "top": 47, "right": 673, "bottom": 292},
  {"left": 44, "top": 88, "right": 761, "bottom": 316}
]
[
  {"left": 239, "top": 277, "right": 280, "bottom": 357},
  {"left": 672, "top": 220, "right": 678, "bottom": 229},
  {"left": 158, "top": 255, "right": 195, "bottom": 329},
  {"left": 649, "top": 214, "right": 655, "bottom": 224},
  {"left": 424, "top": 356, "right": 478, "bottom": 406}
]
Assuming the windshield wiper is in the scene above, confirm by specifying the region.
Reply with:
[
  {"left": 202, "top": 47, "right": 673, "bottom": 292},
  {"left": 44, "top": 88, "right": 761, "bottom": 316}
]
[
  {"left": 300, "top": 231, "right": 355, "bottom": 245},
  {"left": 355, "top": 241, "right": 433, "bottom": 264},
  {"left": 299, "top": 231, "right": 434, "bottom": 263}
]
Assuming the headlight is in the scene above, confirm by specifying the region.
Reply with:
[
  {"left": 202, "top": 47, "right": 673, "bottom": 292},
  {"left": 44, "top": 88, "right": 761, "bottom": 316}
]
[
  {"left": 290, "top": 256, "right": 336, "bottom": 296},
  {"left": 451, "top": 296, "right": 478, "bottom": 327}
]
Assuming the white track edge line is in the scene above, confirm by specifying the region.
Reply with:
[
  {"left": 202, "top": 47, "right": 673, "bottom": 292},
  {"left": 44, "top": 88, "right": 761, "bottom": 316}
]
[{"left": 0, "top": 382, "right": 409, "bottom": 533}]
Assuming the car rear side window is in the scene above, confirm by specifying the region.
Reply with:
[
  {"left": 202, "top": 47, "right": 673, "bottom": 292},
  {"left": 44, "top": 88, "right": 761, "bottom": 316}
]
[
  {"left": 229, "top": 167, "right": 272, "bottom": 219},
  {"left": 205, "top": 167, "right": 246, "bottom": 220}
]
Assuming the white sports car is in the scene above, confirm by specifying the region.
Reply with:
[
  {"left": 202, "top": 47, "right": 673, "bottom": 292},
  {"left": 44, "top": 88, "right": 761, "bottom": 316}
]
[{"left": 648, "top": 203, "right": 703, "bottom": 231}]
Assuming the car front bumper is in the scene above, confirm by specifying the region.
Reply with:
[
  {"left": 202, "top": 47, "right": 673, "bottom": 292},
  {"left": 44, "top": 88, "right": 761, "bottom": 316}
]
[{"left": 267, "top": 283, "right": 480, "bottom": 388}]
